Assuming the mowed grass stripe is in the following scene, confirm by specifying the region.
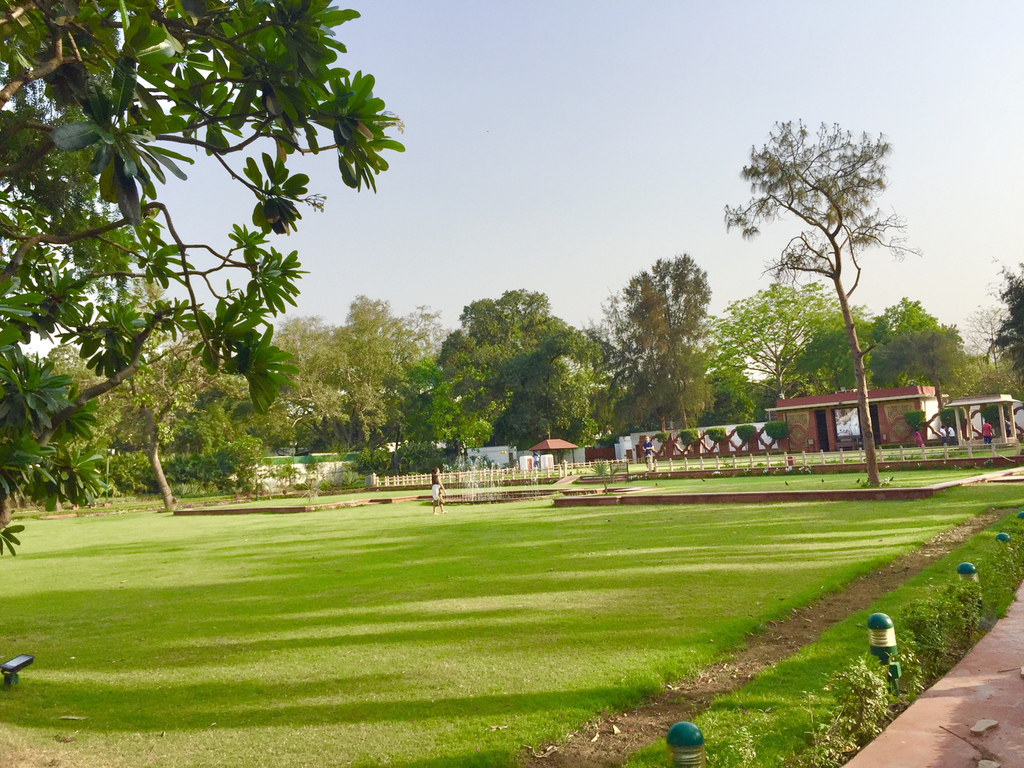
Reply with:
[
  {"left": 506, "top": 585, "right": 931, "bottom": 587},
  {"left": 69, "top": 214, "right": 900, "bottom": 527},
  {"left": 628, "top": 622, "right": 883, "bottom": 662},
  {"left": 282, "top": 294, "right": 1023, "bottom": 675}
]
[{"left": 1, "top": 484, "right": 1020, "bottom": 767}]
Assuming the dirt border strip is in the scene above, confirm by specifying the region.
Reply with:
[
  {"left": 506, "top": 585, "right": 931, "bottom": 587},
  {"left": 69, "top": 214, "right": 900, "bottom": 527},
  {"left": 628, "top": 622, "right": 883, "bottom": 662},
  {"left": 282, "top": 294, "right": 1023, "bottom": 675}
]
[{"left": 519, "top": 508, "right": 1006, "bottom": 768}]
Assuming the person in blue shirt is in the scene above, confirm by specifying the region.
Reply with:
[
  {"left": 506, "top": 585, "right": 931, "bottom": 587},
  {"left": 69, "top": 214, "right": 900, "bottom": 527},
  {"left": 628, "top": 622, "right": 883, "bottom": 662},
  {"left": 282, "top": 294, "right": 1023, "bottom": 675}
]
[{"left": 642, "top": 436, "right": 654, "bottom": 471}]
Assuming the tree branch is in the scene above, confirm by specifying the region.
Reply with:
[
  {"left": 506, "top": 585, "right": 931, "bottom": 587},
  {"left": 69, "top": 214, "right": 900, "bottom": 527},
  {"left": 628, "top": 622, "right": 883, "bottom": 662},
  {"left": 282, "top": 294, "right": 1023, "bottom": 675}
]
[
  {"left": 154, "top": 118, "right": 272, "bottom": 154},
  {"left": 1, "top": 217, "right": 130, "bottom": 282},
  {"left": 0, "top": 39, "right": 74, "bottom": 108},
  {"left": 40, "top": 309, "right": 168, "bottom": 444}
]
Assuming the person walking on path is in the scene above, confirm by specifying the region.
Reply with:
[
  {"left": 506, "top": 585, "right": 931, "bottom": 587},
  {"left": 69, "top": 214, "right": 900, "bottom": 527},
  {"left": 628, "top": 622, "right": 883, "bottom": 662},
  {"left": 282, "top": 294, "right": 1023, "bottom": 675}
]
[
  {"left": 430, "top": 467, "right": 446, "bottom": 515},
  {"left": 914, "top": 430, "right": 925, "bottom": 448},
  {"left": 983, "top": 421, "right": 993, "bottom": 445}
]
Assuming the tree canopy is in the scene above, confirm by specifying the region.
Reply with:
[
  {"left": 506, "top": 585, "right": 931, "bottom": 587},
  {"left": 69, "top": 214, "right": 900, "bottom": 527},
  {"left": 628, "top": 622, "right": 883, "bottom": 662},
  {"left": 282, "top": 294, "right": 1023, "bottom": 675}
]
[
  {"left": 713, "top": 282, "right": 836, "bottom": 401},
  {"left": 598, "top": 255, "right": 712, "bottom": 431},
  {"left": 438, "top": 290, "right": 598, "bottom": 450},
  {"left": 0, "top": 0, "right": 403, "bottom": 530}
]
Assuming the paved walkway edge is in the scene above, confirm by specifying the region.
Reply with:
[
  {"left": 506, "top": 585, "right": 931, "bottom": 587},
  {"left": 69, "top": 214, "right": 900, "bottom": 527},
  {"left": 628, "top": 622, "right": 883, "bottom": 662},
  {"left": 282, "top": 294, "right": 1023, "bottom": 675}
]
[{"left": 845, "top": 581, "right": 1024, "bottom": 768}]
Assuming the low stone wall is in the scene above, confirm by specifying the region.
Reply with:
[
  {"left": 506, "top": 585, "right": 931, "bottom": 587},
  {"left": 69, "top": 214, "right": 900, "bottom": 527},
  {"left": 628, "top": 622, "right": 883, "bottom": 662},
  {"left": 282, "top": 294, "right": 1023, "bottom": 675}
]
[
  {"left": 555, "top": 487, "right": 939, "bottom": 507},
  {"left": 630, "top": 454, "right": 1024, "bottom": 482}
]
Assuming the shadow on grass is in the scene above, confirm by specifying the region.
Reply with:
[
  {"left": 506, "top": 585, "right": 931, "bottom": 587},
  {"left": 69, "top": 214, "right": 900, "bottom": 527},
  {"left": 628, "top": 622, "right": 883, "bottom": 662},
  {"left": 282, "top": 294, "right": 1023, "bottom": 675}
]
[{"left": 5, "top": 676, "right": 630, "bottom": 732}]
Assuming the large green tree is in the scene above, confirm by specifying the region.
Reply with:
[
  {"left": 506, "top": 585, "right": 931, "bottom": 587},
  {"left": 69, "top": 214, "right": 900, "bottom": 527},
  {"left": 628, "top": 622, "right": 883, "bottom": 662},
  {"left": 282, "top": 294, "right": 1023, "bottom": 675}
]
[
  {"left": 869, "top": 299, "right": 961, "bottom": 411},
  {"left": 870, "top": 298, "right": 940, "bottom": 345},
  {"left": 792, "top": 305, "right": 873, "bottom": 395},
  {"left": 273, "top": 315, "right": 349, "bottom": 449},
  {"left": 726, "top": 122, "right": 918, "bottom": 486},
  {"left": 274, "top": 300, "right": 442, "bottom": 451},
  {"left": 0, "top": 1, "right": 403, "bottom": 534},
  {"left": 599, "top": 254, "right": 712, "bottom": 431},
  {"left": 871, "top": 327, "right": 964, "bottom": 411},
  {"left": 713, "top": 282, "right": 836, "bottom": 401},
  {"left": 338, "top": 297, "right": 442, "bottom": 446},
  {"left": 438, "top": 290, "right": 598, "bottom": 450}
]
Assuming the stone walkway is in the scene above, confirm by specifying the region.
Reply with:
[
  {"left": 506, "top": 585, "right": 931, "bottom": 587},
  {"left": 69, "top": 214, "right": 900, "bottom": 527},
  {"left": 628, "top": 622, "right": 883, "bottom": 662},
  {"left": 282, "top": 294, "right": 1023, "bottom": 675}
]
[{"left": 846, "top": 583, "right": 1024, "bottom": 768}]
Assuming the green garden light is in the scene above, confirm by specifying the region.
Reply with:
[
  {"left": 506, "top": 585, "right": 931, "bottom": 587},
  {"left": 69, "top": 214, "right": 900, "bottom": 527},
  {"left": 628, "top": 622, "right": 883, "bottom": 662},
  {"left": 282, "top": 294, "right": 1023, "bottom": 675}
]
[
  {"left": 867, "top": 612, "right": 901, "bottom": 694},
  {"left": 957, "top": 562, "right": 979, "bottom": 581},
  {"left": 666, "top": 721, "right": 705, "bottom": 767},
  {"left": 996, "top": 532, "right": 1011, "bottom": 542},
  {"left": 1017, "top": 511, "right": 1024, "bottom": 519}
]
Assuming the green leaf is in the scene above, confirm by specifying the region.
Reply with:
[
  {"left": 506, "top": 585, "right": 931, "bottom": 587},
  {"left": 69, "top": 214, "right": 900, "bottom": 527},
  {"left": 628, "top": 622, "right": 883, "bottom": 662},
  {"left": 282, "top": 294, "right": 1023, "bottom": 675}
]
[
  {"left": 180, "top": 0, "right": 207, "bottom": 16},
  {"left": 373, "top": 139, "right": 405, "bottom": 153},
  {"left": 51, "top": 122, "right": 100, "bottom": 151},
  {"left": 84, "top": 85, "right": 112, "bottom": 124},
  {"left": 227, "top": 81, "right": 257, "bottom": 130},
  {"left": 243, "top": 157, "right": 263, "bottom": 187},
  {"left": 111, "top": 57, "right": 138, "bottom": 117},
  {"left": 338, "top": 157, "right": 358, "bottom": 188},
  {"left": 113, "top": 156, "right": 142, "bottom": 225},
  {"left": 145, "top": 148, "right": 188, "bottom": 180},
  {"left": 87, "top": 143, "right": 113, "bottom": 175},
  {"left": 0, "top": 326, "right": 21, "bottom": 347}
]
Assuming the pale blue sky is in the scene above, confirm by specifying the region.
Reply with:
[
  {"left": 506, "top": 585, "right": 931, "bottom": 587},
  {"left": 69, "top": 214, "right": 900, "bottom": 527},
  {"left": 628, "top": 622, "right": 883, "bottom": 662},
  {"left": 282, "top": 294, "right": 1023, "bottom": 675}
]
[{"left": 164, "top": 1, "right": 1024, "bottom": 333}]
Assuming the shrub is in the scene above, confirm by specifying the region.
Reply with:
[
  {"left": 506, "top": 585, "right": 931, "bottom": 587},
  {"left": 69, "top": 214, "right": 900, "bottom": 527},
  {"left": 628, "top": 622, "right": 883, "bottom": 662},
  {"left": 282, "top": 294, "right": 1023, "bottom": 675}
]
[
  {"left": 593, "top": 460, "right": 613, "bottom": 490},
  {"left": 940, "top": 407, "right": 955, "bottom": 428},
  {"left": 107, "top": 452, "right": 153, "bottom": 496},
  {"left": 903, "top": 409, "right": 926, "bottom": 433},
  {"left": 164, "top": 452, "right": 229, "bottom": 490},
  {"left": 394, "top": 442, "right": 446, "bottom": 474},
  {"left": 978, "top": 529, "right": 1024, "bottom": 616},
  {"left": 735, "top": 424, "right": 757, "bottom": 446},
  {"left": 763, "top": 420, "right": 789, "bottom": 443},
  {"left": 225, "top": 436, "right": 266, "bottom": 493},
  {"left": 796, "top": 655, "right": 894, "bottom": 768},
  {"left": 330, "top": 467, "right": 363, "bottom": 489},
  {"left": 677, "top": 428, "right": 699, "bottom": 447},
  {"left": 163, "top": 436, "right": 265, "bottom": 494},
  {"left": 705, "top": 427, "right": 727, "bottom": 443},
  {"left": 171, "top": 481, "right": 214, "bottom": 498},
  {"left": 654, "top": 431, "right": 671, "bottom": 443},
  {"left": 899, "top": 580, "right": 981, "bottom": 681},
  {"left": 273, "top": 462, "right": 300, "bottom": 490},
  {"left": 355, "top": 446, "right": 391, "bottom": 475}
]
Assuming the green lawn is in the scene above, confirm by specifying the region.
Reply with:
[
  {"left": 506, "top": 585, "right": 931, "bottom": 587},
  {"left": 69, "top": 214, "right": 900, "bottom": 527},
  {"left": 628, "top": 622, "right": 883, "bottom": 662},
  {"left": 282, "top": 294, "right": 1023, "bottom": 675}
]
[{"left": 1, "top": 483, "right": 1021, "bottom": 767}]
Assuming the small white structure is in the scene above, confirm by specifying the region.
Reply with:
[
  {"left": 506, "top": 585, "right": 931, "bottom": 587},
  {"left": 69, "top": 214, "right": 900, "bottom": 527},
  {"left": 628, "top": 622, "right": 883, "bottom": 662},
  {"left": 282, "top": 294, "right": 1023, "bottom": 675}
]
[
  {"left": 944, "top": 394, "right": 1019, "bottom": 446},
  {"left": 467, "top": 445, "right": 516, "bottom": 467}
]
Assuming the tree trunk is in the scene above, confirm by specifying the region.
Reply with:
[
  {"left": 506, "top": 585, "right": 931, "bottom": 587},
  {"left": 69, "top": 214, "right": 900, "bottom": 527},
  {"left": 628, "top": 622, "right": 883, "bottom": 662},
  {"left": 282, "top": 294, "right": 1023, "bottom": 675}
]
[
  {"left": 0, "top": 496, "right": 12, "bottom": 528},
  {"left": 835, "top": 281, "right": 881, "bottom": 486},
  {"left": 142, "top": 407, "right": 175, "bottom": 511},
  {"left": 932, "top": 375, "right": 945, "bottom": 412}
]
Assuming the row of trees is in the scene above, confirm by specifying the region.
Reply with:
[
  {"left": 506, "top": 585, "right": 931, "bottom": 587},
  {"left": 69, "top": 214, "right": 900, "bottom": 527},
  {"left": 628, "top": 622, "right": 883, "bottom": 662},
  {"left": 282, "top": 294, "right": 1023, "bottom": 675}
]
[{"left": 53, "top": 264, "right": 1020, "bottom": 511}]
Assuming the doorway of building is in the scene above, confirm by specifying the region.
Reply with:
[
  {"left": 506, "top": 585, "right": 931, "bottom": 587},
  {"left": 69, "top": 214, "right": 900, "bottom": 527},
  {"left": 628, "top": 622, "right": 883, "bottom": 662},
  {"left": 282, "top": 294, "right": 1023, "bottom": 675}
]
[
  {"left": 815, "top": 410, "right": 830, "bottom": 451},
  {"left": 869, "top": 403, "right": 882, "bottom": 445}
]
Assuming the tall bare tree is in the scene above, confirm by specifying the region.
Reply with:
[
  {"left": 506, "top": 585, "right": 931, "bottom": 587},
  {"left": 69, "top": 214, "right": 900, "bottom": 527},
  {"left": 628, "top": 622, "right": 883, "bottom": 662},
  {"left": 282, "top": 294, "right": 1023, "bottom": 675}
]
[{"left": 725, "top": 122, "right": 918, "bottom": 486}]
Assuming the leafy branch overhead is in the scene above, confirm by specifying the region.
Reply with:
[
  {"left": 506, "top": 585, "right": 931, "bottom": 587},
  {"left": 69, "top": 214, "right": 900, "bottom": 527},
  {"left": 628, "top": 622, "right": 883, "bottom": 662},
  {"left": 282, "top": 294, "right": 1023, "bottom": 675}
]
[{"left": 0, "top": 0, "right": 404, "bottom": 532}]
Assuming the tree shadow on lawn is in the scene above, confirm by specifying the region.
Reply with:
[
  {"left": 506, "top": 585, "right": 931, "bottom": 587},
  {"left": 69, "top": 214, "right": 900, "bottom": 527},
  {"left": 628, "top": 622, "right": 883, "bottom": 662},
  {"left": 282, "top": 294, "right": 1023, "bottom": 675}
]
[
  {"left": 5, "top": 676, "right": 630, "bottom": 733},
  {"left": 9, "top": 535, "right": 882, "bottom": 667}
]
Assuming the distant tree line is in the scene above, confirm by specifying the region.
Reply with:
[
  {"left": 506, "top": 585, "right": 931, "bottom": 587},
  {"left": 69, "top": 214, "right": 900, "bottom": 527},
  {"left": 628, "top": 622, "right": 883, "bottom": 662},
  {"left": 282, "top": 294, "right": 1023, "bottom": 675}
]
[{"left": 42, "top": 254, "right": 1024, "bottom": 506}]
